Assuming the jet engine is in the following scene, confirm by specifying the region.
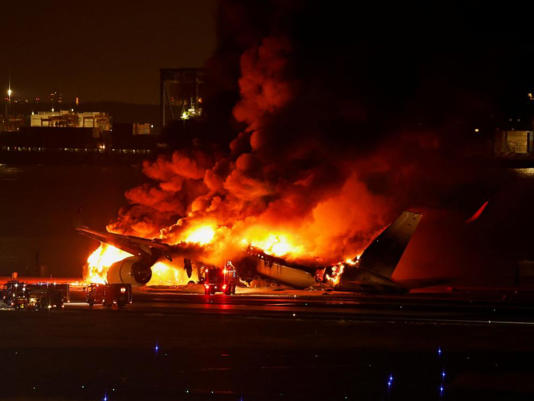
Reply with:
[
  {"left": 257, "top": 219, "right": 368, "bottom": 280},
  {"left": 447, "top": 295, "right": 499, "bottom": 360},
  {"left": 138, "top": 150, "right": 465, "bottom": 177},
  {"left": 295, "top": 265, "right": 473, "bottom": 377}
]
[{"left": 107, "top": 256, "right": 153, "bottom": 285}]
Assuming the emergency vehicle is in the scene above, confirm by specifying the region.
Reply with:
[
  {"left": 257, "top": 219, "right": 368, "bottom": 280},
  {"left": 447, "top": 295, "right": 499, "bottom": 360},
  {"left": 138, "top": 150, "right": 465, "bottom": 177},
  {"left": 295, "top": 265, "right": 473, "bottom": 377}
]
[{"left": 203, "top": 262, "right": 238, "bottom": 295}]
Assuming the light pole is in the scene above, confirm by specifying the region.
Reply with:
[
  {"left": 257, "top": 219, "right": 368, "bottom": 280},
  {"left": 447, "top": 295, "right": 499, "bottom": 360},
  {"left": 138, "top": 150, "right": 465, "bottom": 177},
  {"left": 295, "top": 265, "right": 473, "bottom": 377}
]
[{"left": 5, "top": 86, "right": 12, "bottom": 118}]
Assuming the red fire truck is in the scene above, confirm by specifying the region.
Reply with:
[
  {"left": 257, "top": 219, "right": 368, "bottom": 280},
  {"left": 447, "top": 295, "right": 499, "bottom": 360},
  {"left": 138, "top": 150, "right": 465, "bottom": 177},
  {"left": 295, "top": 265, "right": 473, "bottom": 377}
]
[{"left": 203, "top": 262, "right": 237, "bottom": 295}]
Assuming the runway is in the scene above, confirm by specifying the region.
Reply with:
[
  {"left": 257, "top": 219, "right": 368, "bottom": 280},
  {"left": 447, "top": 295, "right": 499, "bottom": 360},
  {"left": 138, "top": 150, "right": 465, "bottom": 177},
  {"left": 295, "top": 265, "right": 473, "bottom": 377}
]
[
  {"left": 62, "top": 286, "right": 534, "bottom": 327},
  {"left": 2, "top": 287, "right": 534, "bottom": 400}
]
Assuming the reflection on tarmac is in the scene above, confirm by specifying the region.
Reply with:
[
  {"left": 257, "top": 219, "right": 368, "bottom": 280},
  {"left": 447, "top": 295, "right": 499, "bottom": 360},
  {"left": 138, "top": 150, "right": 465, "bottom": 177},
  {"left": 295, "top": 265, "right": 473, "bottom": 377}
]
[{"left": 58, "top": 286, "right": 534, "bottom": 327}]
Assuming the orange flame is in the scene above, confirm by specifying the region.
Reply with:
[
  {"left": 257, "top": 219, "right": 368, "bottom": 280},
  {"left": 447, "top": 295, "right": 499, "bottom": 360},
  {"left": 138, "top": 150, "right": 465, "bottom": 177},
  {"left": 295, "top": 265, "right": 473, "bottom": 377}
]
[
  {"left": 182, "top": 224, "right": 216, "bottom": 245},
  {"left": 148, "top": 261, "right": 199, "bottom": 286},
  {"left": 240, "top": 226, "right": 304, "bottom": 258},
  {"left": 84, "top": 243, "right": 202, "bottom": 286},
  {"left": 83, "top": 220, "right": 355, "bottom": 287},
  {"left": 84, "top": 243, "right": 132, "bottom": 283},
  {"left": 326, "top": 262, "right": 345, "bottom": 286}
]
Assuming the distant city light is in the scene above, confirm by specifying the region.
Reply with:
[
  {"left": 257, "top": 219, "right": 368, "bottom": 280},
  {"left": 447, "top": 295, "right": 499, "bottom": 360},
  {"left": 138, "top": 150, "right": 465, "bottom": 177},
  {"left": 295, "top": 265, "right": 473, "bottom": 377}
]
[{"left": 7, "top": 88, "right": 12, "bottom": 98}]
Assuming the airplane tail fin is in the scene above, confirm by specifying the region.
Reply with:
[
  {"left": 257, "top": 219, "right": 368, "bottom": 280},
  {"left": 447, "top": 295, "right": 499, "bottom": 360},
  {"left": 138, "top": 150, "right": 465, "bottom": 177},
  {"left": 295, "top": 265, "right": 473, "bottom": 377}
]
[{"left": 358, "top": 211, "right": 422, "bottom": 279}]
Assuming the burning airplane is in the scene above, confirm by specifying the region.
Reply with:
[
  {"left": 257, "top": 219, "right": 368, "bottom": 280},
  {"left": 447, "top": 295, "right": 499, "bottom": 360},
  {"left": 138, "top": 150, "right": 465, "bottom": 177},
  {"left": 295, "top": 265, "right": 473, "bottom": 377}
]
[
  {"left": 78, "top": 210, "right": 425, "bottom": 293},
  {"left": 75, "top": 28, "right": 487, "bottom": 293}
]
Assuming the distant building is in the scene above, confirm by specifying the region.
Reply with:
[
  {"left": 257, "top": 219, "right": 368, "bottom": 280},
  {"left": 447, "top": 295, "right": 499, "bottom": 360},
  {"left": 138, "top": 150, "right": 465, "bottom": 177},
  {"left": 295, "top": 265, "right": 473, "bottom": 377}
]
[
  {"left": 133, "top": 122, "right": 152, "bottom": 135},
  {"left": 0, "top": 115, "right": 26, "bottom": 132},
  {"left": 160, "top": 68, "right": 204, "bottom": 127},
  {"left": 30, "top": 111, "right": 111, "bottom": 135},
  {"left": 494, "top": 129, "right": 534, "bottom": 156}
]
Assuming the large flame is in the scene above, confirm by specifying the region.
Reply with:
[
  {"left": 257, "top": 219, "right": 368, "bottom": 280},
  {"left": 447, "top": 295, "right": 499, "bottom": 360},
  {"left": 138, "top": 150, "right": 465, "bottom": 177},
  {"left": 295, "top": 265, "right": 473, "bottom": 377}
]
[
  {"left": 81, "top": 37, "right": 373, "bottom": 285},
  {"left": 326, "top": 262, "right": 345, "bottom": 286},
  {"left": 85, "top": 243, "right": 132, "bottom": 283},
  {"left": 83, "top": 224, "right": 217, "bottom": 285},
  {"left": 84, "top": 246, "right": 200, "bottom": 286},
  {"left": 244, "top": 230, "right": 303, "bottom": 258},
  {"left": 99, "top": 36, "right": 392, "bottom": 279},
  {"left": 181, "top": 224, "right": 216, "bottom": 245},
  {"left": 148, "top": 261, "right": 199, "bottom": 286},
  {"left": 83, "top": 220, "right": 312, "bottom": 285}
]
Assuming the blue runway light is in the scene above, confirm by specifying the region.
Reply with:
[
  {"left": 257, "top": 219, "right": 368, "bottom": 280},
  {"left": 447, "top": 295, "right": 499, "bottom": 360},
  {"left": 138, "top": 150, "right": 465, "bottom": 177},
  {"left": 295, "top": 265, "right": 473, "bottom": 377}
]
[
  {"left": 437, "top": 347, "right": 443, "bottom": 356},
  {"left": 441, "top": 370, "right": 446, "bottom": 379},
  {"left": 387, "top": 373, "right": 394, "bottom": 389},
  {"left": 154, "top": 343, "right": 159, "bottom": 353}
]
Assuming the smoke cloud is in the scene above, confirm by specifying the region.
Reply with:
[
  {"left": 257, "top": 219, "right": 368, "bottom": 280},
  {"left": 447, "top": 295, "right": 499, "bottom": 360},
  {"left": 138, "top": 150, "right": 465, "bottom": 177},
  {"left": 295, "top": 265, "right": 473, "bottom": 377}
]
[{"left": 108, "top": 2, "right": 512, "bottom": 274}]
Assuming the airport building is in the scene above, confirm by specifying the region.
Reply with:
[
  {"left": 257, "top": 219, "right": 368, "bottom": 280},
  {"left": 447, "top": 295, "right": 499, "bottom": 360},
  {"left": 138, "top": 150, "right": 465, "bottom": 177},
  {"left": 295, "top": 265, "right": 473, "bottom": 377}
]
[
  {"left": 133, "top": 122, "right": 152, "bottom": 135},
  {"left": 30, "top": 111, "right": 112, "bottom": 135},
  {"left": 494, "top": 129, "right": 534, "bottom": 156}
]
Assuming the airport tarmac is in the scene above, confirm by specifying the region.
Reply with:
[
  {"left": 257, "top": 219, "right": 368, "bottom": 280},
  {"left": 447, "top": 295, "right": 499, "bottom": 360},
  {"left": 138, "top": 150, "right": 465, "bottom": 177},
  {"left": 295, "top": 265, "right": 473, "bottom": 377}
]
[
  {"left": 62, "top": 285, "right": 534, "bottom": 328},
  {"left": 1, "top": 287, "right": 534, "bottom": 400}
]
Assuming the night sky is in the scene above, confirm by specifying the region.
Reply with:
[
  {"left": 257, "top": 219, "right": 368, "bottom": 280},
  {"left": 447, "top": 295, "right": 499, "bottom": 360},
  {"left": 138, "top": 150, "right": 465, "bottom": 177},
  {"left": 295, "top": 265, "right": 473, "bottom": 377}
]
[{"left": 0, "top": 0, "right": 216, "bottom": 105}]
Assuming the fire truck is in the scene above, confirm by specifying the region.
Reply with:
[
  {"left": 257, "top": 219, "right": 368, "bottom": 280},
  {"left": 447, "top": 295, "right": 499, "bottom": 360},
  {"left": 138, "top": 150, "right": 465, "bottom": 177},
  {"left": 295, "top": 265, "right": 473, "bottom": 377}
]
[
  {"left": 203, "top": 262, "right": 238, "bottom": 295},
  {"left": 2, "top": 280, "right": 28, "bottom": 309},
  {"left": 1, "top": 281, "right": 69, "bottom": 310},
  {"left": 86, "top": 283, "right": 132, "bottom": 308},
  {"left": 26, "top": 283, "right": 69, "bottom": 310}
]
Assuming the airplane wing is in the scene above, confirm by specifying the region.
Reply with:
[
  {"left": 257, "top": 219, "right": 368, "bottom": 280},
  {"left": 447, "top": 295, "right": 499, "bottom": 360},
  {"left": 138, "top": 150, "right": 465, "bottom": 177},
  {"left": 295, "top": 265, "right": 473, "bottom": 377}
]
[{"left": 76, "top": 227, "right": 175, "bottom": 260}]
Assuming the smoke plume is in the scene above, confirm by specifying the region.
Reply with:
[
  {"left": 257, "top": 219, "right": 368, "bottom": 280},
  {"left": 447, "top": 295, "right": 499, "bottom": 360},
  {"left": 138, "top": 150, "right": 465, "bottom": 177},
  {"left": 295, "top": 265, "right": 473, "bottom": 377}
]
[{"left": 108, "top": 1, "right": 507, "bottom": 272}]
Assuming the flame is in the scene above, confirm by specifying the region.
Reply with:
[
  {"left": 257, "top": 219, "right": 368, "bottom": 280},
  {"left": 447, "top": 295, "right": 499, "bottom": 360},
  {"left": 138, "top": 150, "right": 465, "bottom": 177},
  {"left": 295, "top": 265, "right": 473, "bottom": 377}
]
[
  {"left": 84, "top": 244, "right": 200, "bottom": 286},
  {"left": 326, "top": 262, "right": 345, "bottom": 286},
  {"left": 102, "top": 34, "right": 402, "bottom": 276},
  {"left": 182, "top": 224, "right": 216, "bottom": 245},
  {"left": 242, "top": 227, "right": 304, "bottom": 258},
  {"left": 254, "top": 234, "right": 292, "bottom": 256},
  {"left": 84, "top": 243, "right": 132, "bottom": 283},
  {"left": 324, "top": 254, "right": 360, "bottom": 286},
  {"left": 147, "top": 261, "right": 199, "bottom": 286},
  {"left": 345, "top": 255, "right": 359, "bottom": 266}
]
